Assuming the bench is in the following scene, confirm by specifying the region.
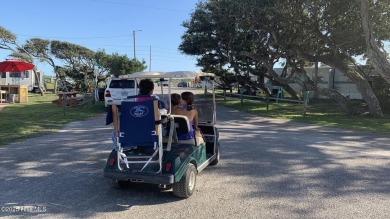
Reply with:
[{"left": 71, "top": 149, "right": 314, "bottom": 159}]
[{"left": 66, "top": 97, "right": 84, "bottom": 106}]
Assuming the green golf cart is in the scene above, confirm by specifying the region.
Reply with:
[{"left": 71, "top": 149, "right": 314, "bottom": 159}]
[{"left": 103, "top": 71, "right": 220, "bottom": 198}]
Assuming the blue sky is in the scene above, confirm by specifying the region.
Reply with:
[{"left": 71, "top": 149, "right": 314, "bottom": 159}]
[{"left": 0, "top": 0, "right": 200, "bottom": 76}]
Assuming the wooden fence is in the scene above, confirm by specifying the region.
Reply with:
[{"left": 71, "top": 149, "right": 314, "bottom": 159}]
[{"left": 215, "top": 90, "right": 310, "bottom": 117}]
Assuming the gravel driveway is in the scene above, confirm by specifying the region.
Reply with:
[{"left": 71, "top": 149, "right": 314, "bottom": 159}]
[{"left": 0, "top": 105, "right": 389, "bottom": 218}]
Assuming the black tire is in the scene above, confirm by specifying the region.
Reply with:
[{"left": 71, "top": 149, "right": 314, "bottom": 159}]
[
  {"left": 157, "top": 184, "right": 172, "bottom": 191},
  {"left": 172, "top": 163, "right": 197, "bottom": 198},
  {"left": 113, "top": 179, "right": 130, "bottom": 189},
  {"left": 210, "top": 142, "right": 220, "bottom": 166}
]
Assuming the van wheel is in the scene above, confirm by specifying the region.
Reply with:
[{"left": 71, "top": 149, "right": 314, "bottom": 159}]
[
  {"left": 210, "top": 142, "right": 220, "bottom": 165},
  {"left": 173, "top": 163, "right": 197, "bottom": 198}
]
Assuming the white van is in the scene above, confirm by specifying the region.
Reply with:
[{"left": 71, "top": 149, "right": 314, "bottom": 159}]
[{"left": 104, "top": 76, "right": 137, "bottom": 107}]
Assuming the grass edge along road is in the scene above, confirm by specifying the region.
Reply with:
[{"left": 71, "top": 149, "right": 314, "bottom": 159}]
[
  {"left": 216, "top": 95, "right": 390, "bottom": 134},
  {"left": 0, "top": 92, "right": 389, "bottom": 146},
  {"left": 0, "top": 93, "right": 106, "bottom": 146}
]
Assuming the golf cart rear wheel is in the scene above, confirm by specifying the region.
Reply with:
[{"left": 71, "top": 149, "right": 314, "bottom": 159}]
[
  {"left": 157, "top": 184, "right": 172, "bottom": 191},
  {"left": 173, "top": 163, "right": 197, "bottom": 198},
  {"left": 210, "top": 142, "right": 220, "bottom": 166},
  {"left": 113, "top": 180, "right": 130, "bottom": 189}
]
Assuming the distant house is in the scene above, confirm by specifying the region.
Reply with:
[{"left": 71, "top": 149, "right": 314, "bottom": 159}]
[{"left": 0, "top": 70, "right": 44, "bottom": 92}]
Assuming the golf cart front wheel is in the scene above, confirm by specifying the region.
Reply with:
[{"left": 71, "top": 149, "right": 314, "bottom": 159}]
[{"left": 173, "top": 163, "right": 197, "bottom": 198}]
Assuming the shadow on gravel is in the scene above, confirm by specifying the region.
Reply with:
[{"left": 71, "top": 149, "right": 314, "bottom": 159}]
[
  {"left": 215, "top": 106, "right": 390, "bottom": 216},
  {"left": 0, "top": 117, "right": 181, "bottom": 218},
  {"left": 0, "top": 106, "right": 389, "bottom": 218}
]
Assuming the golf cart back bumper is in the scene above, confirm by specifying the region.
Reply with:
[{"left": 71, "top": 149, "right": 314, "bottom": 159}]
[{"left": 104, "top": 169, "right": 174, "bottom": 185}]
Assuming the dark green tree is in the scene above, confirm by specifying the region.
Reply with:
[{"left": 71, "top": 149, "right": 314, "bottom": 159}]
[
  {"left": 95, "top": 50, "right": 146, "bottom": 77},
  {"left": 181, "top": 0, "right": 390, "bottom": 116},
  {"left": 22, "top": 38, "right": 62, "bottom": 93}
]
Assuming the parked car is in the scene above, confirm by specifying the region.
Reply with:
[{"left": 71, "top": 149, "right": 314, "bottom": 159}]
[
  {"left": 177, "top": 81, "right": 188, "bottom": 87},
  {"left": 57, "top": 79, "right": 75, "bottom": 92},
  {"left": 104, "top": 77, "right": 137, "bottom": 107},
  {"left": 238, "top": 86, "right": 260, "bottom": 96},
  {"left": 215, "top": 83, "right": 234, "bottom": 90},
  {"left": 95, "top": 80, "right": 107, "bottom": 101},
  {"left": 156, "top": 79, "right": 169, "bottom": 87}
]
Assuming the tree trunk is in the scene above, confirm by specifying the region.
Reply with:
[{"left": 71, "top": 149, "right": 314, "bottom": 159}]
[
  {"left": 54, "top": 78, "right": 60, "bottom": 93},
  {"left": 361, "top": 0, "right": 390, "bottom": 84},
  {"left": 304, "top": 81, "right": 357, "bottom": 114},
  {"left": 239, "top": 50, "right": 382, "bottom": 115},
  {"left": 347, "top": 67, "right": 383, "bottom": 117},
  {"left": 314, "top": 61, "right": 319, "bottom": 99},
  {"left": 269, "top": 78, "right": 299, "bottom": 99},
  {"left": 291, "top": 65, "right": 358, "bottom": 114},
  {"left": 33, "top": 69, "right": 45, "bottom": 96},
  {"left": 290, "top": 47, "right": 383, "bottom": 117},
  {"left": 321, "top": 57, "right": 383, "bottom": 117},
  {"left": 239, "top": 51, "right": 300, "bottom": 99},
  {"left": 338, "top": 63, "right": 383, "bottom": 117}
]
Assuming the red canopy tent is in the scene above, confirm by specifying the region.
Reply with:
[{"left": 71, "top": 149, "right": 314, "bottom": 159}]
[{"left": 0, "top": 59, "right": 35, "bottom": 72}]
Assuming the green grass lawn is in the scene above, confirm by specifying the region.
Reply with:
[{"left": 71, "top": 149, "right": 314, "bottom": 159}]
[
  {"left": 217, "top": 95, "right": 390, "bottom": 134},
  {"left": 0, "top": 93, "right": 106, "bottom": 146}
]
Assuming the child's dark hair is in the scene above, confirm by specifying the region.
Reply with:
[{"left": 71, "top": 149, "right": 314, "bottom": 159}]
[
  {"left": 181, "top": 91, "right": 194, "bottom": 111},
  {"left": 139, "top": 79, "right": 154, "bottom": 95},
  {"left": 171, "top": 93, "right": 181, "bottom": 106}
]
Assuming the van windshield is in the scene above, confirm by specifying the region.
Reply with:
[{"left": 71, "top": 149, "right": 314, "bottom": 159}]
[{"left": 109, "top": 80, "right": 135, "bottom": 88}]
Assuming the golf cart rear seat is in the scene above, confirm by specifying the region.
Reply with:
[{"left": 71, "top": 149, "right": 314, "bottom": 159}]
[
  {"left": 117, "top": 99, "right": 163, "bottom": 172},
  {"left": 172, "top": 115, "right": 196, "bottom": 145}
]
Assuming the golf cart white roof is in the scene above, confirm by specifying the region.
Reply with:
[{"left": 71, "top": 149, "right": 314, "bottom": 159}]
[
  {"left": 121, "top": 71, "right": 215, "bottom": 79},
  {"left": 165, "top": 71, "right": 215, "bottom": 78},
  {"left": 119, "top": 71, "right": 166, "bottom": 79}
]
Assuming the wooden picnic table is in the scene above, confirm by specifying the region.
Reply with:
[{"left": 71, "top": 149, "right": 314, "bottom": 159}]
[
  {"left": 52, "top": 92, "right": 82, "bottom": 106},
  {"left": 57, "top": 91, "right": 77, "bottom": 98}
]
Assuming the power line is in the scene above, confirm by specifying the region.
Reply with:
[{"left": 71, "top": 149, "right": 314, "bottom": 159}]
[
  {"left": 60, "top": 44, "right": 183, "bottom": 54},
  {"left": 15, "top": 34, "right": 132, "bottom": 40},
  {"left": 88, "top": 0, "right": 185, "bottom": 12},
  {"left": 152, "top": 58, "right": 197, "bottom": 63}
]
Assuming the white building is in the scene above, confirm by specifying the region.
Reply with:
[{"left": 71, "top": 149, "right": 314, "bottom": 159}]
[
  {"left": 273, "top": 67, "right": 365, "bottom": 99},
  {"left": 0, "top": 70, "right": 44, "bottom": 92}
]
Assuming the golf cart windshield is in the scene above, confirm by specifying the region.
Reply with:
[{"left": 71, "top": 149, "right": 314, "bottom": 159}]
[
  {"left": 119, "top": 71, "right": 216, "bottom": 123},
  {"left": 193, "top": 97, "right": 214, "bottom": 124}
]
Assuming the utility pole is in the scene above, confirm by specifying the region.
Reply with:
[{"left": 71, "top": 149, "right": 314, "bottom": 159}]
[
  {"left": 149, "top": 45, "right": 151, "bottom": 72},
  {"left": 133, "top": 30, "right": 142, "bottom": 60}
]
